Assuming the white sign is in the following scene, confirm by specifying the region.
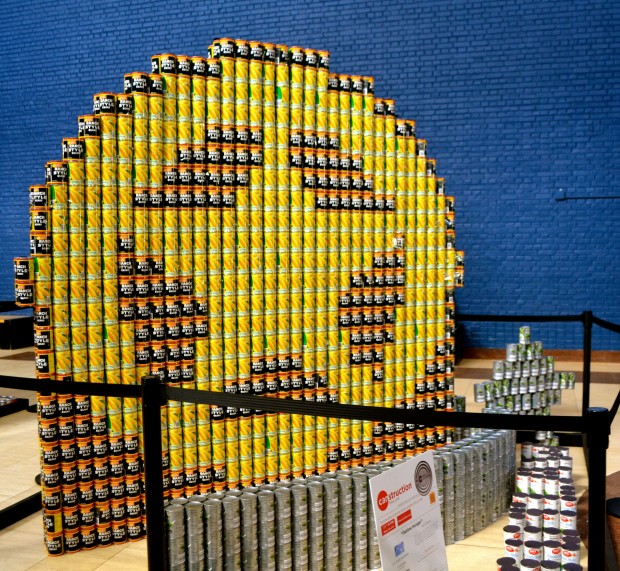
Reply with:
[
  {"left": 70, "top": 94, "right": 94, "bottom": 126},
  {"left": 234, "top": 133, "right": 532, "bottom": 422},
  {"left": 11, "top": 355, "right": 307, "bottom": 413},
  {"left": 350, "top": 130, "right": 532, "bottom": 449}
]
[{"left": 369, "top": 451, "right": 448, "bottom": 571}]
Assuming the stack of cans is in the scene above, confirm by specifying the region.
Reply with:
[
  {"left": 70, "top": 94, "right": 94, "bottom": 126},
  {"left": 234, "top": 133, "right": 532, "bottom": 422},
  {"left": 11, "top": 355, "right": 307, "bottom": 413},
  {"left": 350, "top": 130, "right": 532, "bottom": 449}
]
[
  {"left": 322, "top": 477, "right": 340, "bottom": 570},
  {"left": 435, "top": 429, "right": 516, "bottom": 545},
  {"left": 185, "top": 500, "right": 205, "bottom": 570},
  {"left": 474, "top": 326, "right": 575, "bottom": 416},
  {"left": 498, "top": 440, "right": 583, "bottom": 570},
  {"left": 203, "top": 498, "right": 224, "bottom": 569},
  {"left": 157, "top": 460, "right": 428, "bottom": 571},
  {"left": 165, "top": 504, "right": 186, "bottom": 570},
  {"left": 16, "top": 37, "right": 466, "bottom": 555},
  {"left": 163, "top": 440, "right": 518, "bottom": 568},
  {"left": 222, "top": 495, "right": 242, "bottom": 568}
]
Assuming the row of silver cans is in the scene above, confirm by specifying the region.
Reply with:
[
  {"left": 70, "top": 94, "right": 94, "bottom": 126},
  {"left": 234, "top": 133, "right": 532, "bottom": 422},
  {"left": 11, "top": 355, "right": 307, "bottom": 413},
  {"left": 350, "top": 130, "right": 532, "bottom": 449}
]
[
  {"left": 165, "top": 465, "right": 393, "bottom": 570},
  {"left": 480, "top": 390, "right": 563, "bottom": 413},
  {"left": 433, "top": 429, "right": 516, "bottom": 545},
  {"left": 475, "top": 377, "right": 564, "bottom": 401},
  {"left": 493, "top": 357, "right": 556, "bottom": 380},
  {"left": 505, "top": 340, "right": 545, "bottom": 364}
]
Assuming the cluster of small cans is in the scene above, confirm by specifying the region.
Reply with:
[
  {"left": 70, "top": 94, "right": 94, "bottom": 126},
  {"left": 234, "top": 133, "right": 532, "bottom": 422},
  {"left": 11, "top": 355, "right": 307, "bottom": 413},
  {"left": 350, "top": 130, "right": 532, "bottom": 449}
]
[
  {"left": 474, "top": 327, "right": 575, "bottom": 415},
  {"left": 433, "top": 429, "right": 516, "bottom": 545},
  {"left": 496, "top": 438, "right": 583, "bottom": 571},
  {"left": 164, "top": 465, "right": 389, "bottom": 571}
]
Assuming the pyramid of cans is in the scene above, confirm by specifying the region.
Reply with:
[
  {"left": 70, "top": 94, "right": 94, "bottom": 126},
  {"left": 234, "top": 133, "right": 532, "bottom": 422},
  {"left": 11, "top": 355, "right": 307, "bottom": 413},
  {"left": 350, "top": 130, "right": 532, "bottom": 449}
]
[
  {"left": 14, "top": 37, "right": 466, "bottom": 555},
  {"left": 497, "top": 438, "right": 583, "bottom": 570},
  {"left": 474, "top": 327, "right": 575, "bottom": 415},
  {"left": 432, "top": 428, "right": 516, "bottom": 546}
]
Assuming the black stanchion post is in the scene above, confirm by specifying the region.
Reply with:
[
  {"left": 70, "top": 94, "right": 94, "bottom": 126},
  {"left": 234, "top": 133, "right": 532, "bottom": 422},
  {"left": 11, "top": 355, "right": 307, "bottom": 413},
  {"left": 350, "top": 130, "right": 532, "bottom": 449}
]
[
  {"left": 586, "top": 406, "right": 609, "bottom": 571},
  {"left": 582, "top": 310, "right": 593, "bottom": 414},
  {"left": 142, "top": 375, "right": 167, "bottom": 571}
]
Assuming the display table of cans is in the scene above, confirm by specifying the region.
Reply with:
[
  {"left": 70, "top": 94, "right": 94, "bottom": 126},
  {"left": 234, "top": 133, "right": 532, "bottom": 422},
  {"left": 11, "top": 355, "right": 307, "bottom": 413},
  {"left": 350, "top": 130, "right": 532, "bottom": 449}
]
[
  {"left": 474, "top": 327, "right": 575, "bottom": 415},
  {"left": 14, "top": 37, "right": 466, "bottom": 555},
  {"left": 496, "top": 440, "right": 583, "bottom": 571},
  {"left": 163, "top": 428, "right": 513, "bottom": 570}
]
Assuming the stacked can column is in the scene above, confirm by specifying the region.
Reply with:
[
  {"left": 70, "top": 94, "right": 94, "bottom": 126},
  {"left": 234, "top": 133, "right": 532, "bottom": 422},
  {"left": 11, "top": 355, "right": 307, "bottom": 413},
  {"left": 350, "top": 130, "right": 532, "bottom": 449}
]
[
  {"left": 123, "top": 73, "right": 151, "bottom": 480},
  {"left": 68, "top": 129, "right": 104, "bottom": 547},
  {"left": 152, "top": 54, "right": 177, "bottom": 496},
  {"left": 118, "top": 90, "right": 144, "bottom": 537},
  {"left": 404, "top": 120, "right": 417, "bottom": 455},
  {"left": 314, "top": 49, "right": 330, "bottom": 475},
  {"left": 100, "top": 92, "right": 133, "bottom": 544},
  {"left": 337, "top": 74, "right": 352, "bottom": 470},
  {"left": 326, "top": 73, "right": 341, "bottom": 472},
  {"left": 177, "top": 56, "right": 192, "bottom": 147},
  {"left": 191, "top": 56, "right": 207, "bottom": 147},
  {"left": 234, "top": 39, "right": 253, "bottom": 490},
  {"left": 83, "top": 106, "right": 114, "bottom": 545},
  {"left": 177, "top": 152, "right": 194, "bottom": 492},
  {"left": 444, "top": 187, "right": 457, "bottom": 417},
  {"left": 216, "top": 38, "right": 240, "bottom": 490},
  {"left": 371, "top": 98, "right": 385, "bottom": 462},
  {"left": 249, "top": 41, "right": 267, "bottom": 487},
  {"left": 273, "top": 44, "right": 291, "bottom": 482},
  {"left": 61, "top": 140, "right": 85, "bottom": 385},
  {"left": 116, "top": 92, "right": 138, "bottom": 434},
  {"left": 348, "top": 76, "right": 364, "bottom": 467},
  {"left": 361, "top": 77, "right": 375, "bottom": 464},
  {"left": 82, "top": 117, "right": 105, "bottom": 442},
  {"left": 193, "top": 138, "right": 212, "bottom": 493},
  {"left": 179, "top": 148, "right": 198, "bottom": 495},
  {"left": 180, "top": 55, "right": 200, "bottom": 495},
  {"left": 205, "top": 53, "right": 226, "bottom": 491},
  {"left": 158, "top": 60, "right": 183, "bottom": 496},
  {"left": 82, "top": 109, "right": 103, "bottom": 391},
  {"left": 288, "top": 46, "right": 305, "bottom": 479},
  {"left": 423, "top": 156, "right": 438, "bottom": 449},
  {"left": 191, "top": 55, "right": 212, "bottom": 494},
  {"left": 382, "top": 99, "right": 396, "bottom": 461},
  {"left": 394, "top": 119, "right": 408, "bottom": 459},
  {"left": 42, "top": 160, "right": 69, "bottom": 554},
  {"left": 302, "top": 48, "right": 318, "bottom": 477},
  {"left": 414, "top": 137, "right": 428, "bottom": 452}
]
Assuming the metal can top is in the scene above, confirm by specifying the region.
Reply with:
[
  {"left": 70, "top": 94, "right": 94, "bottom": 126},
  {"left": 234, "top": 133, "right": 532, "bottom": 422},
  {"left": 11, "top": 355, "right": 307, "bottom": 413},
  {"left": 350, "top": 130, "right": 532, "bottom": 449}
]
[
  {"left": 93, "top": 93, "right": 116, "bottom": 115},
  {"left": 289, "top": 46, "right": 305, "bottom": 65},
  {"left": 149, "top": 75, "right": 163, "bottom": 95},
  {"left": 116, "top": 94, "right": 133, "bottom": 115},
  {"left": 124, "top": 72, "right": 149, "bottom": 94},
  {"left": 191, "top": 56, "right": 206, "bottom": 76},
  {"left": 317, "top": 50, "right": 330, "bottom": 69},
  {"left": 77, "top": 114, "right": 100, "bottom": 138},
  {"left": 263, "top": 43, "right": 276, "bottom": 62},
  {"left": 151, "top": 54, "right": 177, "bottom": 74},
  {"left": 177, "top": 55, "right": 192, "bottom": 75},
  {"left": 62, "top": 138, "right": 84, "bottom": 160}
]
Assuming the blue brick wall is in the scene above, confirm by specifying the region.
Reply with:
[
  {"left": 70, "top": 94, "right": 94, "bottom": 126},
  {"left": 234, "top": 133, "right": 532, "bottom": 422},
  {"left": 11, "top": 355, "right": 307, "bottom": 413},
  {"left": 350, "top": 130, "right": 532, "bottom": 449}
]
[{"left": 1, "top": 0, "right": 618, "bottom": 349}]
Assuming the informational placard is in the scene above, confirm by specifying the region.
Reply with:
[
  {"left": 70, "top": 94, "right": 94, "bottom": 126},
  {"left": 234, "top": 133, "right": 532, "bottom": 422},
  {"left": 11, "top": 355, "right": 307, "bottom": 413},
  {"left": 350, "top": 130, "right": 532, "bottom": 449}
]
[{"left": 369, "top": 451, "right": 448, "bottom": 571}]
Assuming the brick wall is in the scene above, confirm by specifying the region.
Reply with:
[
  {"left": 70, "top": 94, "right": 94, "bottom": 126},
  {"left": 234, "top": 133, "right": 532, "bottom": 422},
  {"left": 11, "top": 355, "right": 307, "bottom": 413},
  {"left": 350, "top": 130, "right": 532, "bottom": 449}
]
[{"left": 1, "top": 0, "right": 618, "bottom": 348}]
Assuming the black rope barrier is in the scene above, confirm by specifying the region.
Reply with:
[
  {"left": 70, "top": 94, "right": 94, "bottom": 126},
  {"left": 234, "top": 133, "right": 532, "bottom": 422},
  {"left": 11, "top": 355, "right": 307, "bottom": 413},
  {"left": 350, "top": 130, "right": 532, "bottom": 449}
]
[
  {"left": 0, "top": 375, "right": 141, "bottom": 398},
  {"left": 0, "top": 374, "right": 588, "bottom": 433},
  {"left": 592, "top": 315, "right": 620, "bottom": 335},
  {"left": 167, "top": 385, "right": 586, "bottom": 433},
  {"left": 0, "top": 301, "right": 21, "bottom": 313}
]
